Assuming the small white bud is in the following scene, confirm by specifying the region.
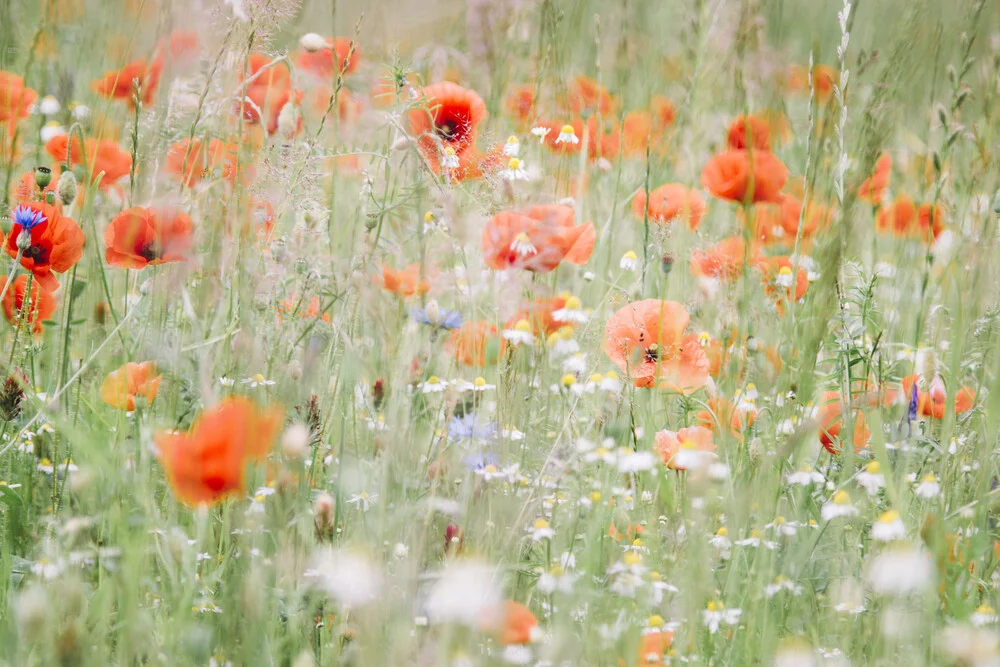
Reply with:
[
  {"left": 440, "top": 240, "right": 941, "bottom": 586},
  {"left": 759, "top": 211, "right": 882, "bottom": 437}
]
[{"left": 299, "top": 33, "right": 328, "bottom": 53}]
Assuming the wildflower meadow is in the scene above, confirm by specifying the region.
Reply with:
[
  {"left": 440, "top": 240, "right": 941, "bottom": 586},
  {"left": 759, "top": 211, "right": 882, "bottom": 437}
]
[{"left": 1, "top": 0, "right": 1000, "bottom": 664}]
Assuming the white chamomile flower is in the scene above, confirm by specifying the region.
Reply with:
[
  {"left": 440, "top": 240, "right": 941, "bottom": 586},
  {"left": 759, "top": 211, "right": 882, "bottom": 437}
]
[
  {"left": 218, "top": 376, "right": 236, "bottom": 387},
  {"left": 562, "top": 353, "right": 588, "bottom": 374},
  {"left": 552, "top": 295, "right": 589, "bottom": 323},
  {"left": 871, "top": 510, "right": 906, "bottom": 542},
  {"left": 735, "top": 530, "right": 778, "bottom": 550},
  {"left": 821, "top": 490, "right": 859, "bottom": 521},
  {"left": 441, "top": 147, "right": 460, "bottom": 170},
  {"left": 39, "top": 95, "right": 61, "bottom": 115},
  {"left": 502, "top": 426, "right": 525, "bottom": 441},
  {"left": 765, "top": 516, "right": 804, "bottom": 536},
  {"left": 503, "top": 319, "right": 536, "bottom": 346},
  {"left": 242, "top": 374, "right": 276, "bottom": 388},
  {"left": 786, "top": 465, "right": 824, "bottom": 486},
  {"left": 764, "top": 576, "right": 803, "bottom": 598},
  {"left": 530, "top": 518, "right": 555, "bottom": 541},
  {"left": 503, "top": 135, "right": 520, "bottom": 157},
  {"left": 710, "top": 527, "right": 732, "bottom": 558},
  {"left": 775, "top": 265, "right": 795, "bottom": 288},
  {"left": 70, "top": 102, "right": 90, "bottom": 120},
  {"left": 971, "top": 604, "right": 999, "bottom": 627},
  {"left": 555, "top": 124, "right": 578, "bottom": 144},
  {"left": 509, "top": 232, "right": 537, "bottom": 257},
  {"left": 500, "top": 157, "right": 529, "bottom": 181},
  {"left": 40, "top": 121, "right": 66, "bottom": 143},
  {"left": 600, "top": 371, "right": 621, "bottom": 392},
  {"left": 419, "top": 376, "right": 449, "bottom": 393},
  {"left": 347, "top": 492, "right": 377, "bottom": 512},
  {"left": 702, "top": 601, "right": 741, "bottom": 633},
  {"left": 530, "top": 126, "right": 551, "bottom": 142},
  {"left": 865, "top": 544, "right": 934, "bottom": 595},
  {"left": 915, "top": 473, "right": 941, "bottom": 499},
  {"left": 856, "top": 461, "right": 886, "bottom": 495},
  {"left": 468, "top": 376, "right": 495, "bottom": 392},
  {"left": 619, "top": 250, "right": 639, "bottom": 271}
]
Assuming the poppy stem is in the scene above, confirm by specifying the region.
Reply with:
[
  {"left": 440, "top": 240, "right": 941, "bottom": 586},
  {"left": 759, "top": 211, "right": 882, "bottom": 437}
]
[{"left": 0, "top": 248, "right": 23, "bottom": 308}]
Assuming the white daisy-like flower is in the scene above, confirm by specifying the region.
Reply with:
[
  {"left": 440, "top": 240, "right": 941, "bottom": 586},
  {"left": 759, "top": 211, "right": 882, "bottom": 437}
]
[
  {"left": 536, "top": 566, "right": 576, "bottom": 594},
  {"left": 786, "top": 465, "right": 825, "bottom": 486},
  {"left": 441, "top": 147, "right": 460, "bottom": 169},
  {"left": 865, "top": 544, "right": 934, "bottom": 595},
  {"left": 562, "top": 353, "right": 588, "bottom": 374},
  {"left": 70, "top": 103, "right": 90, "bottom": 120},
  {"left": 764, "top": 577, "right": 803, "bottom": 598},
  {"left": 500, "top": 157, "right": 529, "bottom": 181},
  {"left": 346, "top": 492, "right": 377, "bottom": 511},
  {"left": 914, "top": 473, "right": 941, "bottom": 499},
  {"left": 502, "top": 320, "right": 536, "bottom": 346},
  {"left": 503, "top": 135, "right": 520, "bottom": 157},
  {"left": 241, "top": 374, "right": 275, "bottom": 388},
  {"left": 419, "top": 376, "right": 449, "bottom": 393},
  {"left": 367, "top": 415, "right": 388, "bottom": 431},
  {"left": 502, "top": 426, "right": 525, "bottom": 441},
  {"left": 617, "top": 450, "right": 656, "bottom": 473},
  {"left": 735, "top": 530, "right": 778, "bottom": 550},
  {"left": 971, "top": 604, "right": 999, "bottom": 627},
  {"left": 529, "top": 518, "right": 555, "bottom": 541},
  {"left": 702, "top": 602, "right": 741, "bottom": 633},
  {"left": 40, "top": 121, "right": 65, "bottom": 143},
  {"left": 856, "top": 461, "right": 886, "bottom": 495},
  {"left": 454, "top": 377, "right": 495, "bottom": 392},
  {"left": 218, "top": 376, "right": 236, "bottom": 387},
  {"left": 509, "top": 232, "right": 537, "bottom": 257},
  {"left": 600, "top": 372, "right": 622, "bottom": 392},
  {"left": 821, "top": 490, "right": 859, "bottom": 521},
  {"left": 619, "top": 250, "right": 639, "bottom": 271},
  {"left": 775, "top": 265, "right": 795, "bottom": 288},
  {"left": 555, "top": 124, "right": 579, "bottom": 144},
  {"left": 765, "top": 516, "right": 806, "bottom": 536},
  {"left": 38, "top": 95, "right": 61, "bottom": 115},
  {"left": 871, "top": 510, "right": 906, "bottom": 542},
  {"left": 710, "top": 527, "right": 732, "bottom": 558},
  {"left": 31, "top": 558, "right": 63, "bottom": 580},
  {"left": 552, "top": 296, "right": 589, "bottom": 323},
  {"left": 530, "top": 126, "right": 551, "bottom": 143}
]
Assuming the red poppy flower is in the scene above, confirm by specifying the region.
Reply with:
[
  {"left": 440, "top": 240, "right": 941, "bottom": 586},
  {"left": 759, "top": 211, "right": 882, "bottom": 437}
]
[
  {"left": 482, "top": 204, "right": 595, "bottom": 273},
  {"left": 3, "top": 202, "right": 84, "bottom": 290},
  {"left": 691, "top": 236, "right": 762, "bottom": 281},
  {"left": 877, "top": 197, "right": 944, "bottom": 241},
  {"left": 448, "top": 320, "right": 505, "bottom": 366},
  {"left": 165, "top": 138, "right": 239, "bottom": 187},
  {"left": 637, "top": 629, "right": 674, "bottom": 667},
  {"left": 408, "top": 82, "right": 487, "bottom": 174},
  {"left": 696, "top": 396, "right": 757, "bottom": 439},
  {"left": 564, "top": 75, "right": 617, "bottom": 116},
  {"left": 0, "top": 274, "right": 57, "bottom": 334},
  {"left": 105, "top": 206, "right": 195, "bottom": 269},
  {"left": 603, "top": 299, "right": 709, "bottom": 393},
  {"left": 631, "top": 183, "right": 706, "bottom": 230},
  {"left": 481, "top": 600, "right": 539, "bottom": 645},
  {"left": 277, "top": 294, "right": 331, "bottom": 324},
  {"left": 0, "top": 70, "right": 37, "bottom": 125},
  {"left": 240, "top": 54, "right": 299, "bottom": 135},
  {"left": 654, "top": 426, "right": 716, "bottom": 470},
  {"left": 506, "top": 296, "right": 571, "bottom": 337},
  {"left": 91, "top": 57, "right": 164, "bottom": 107},
  {"left": 45, "top": 135, "right": 133, "bottom": 190},
  {"left": 504, "top": 84, "right": 536, "bottom": 124},
  {"left": 162, "top": 30, "right": 200, "bottom": 62},
  {"left": 100, "top": 361, "right": 161, "bottom": 410},
  {"left": 858, "top": 153, "right": 892, "bottom": 204},
  {"left": 154, "top": 397, "right": 283, "bottom": 506},
  {"left": 701, "top": 149, "right": 788, "bottom": 204},
  {"left": 622, "top": 110, "right": 656, "bottom": 155},
  {"left": 295, "top": 37, "right": 360, "bottom": 79},
  {"left": 14, "top": 166, "right": 60, "bottom": 204},
  {"left": 901, "top": 374, "right": 975, "bottom": 420},
  {"left": 374, "top": 264, "right": 431, "bottom": 297},
  {"left": 651, "top": 95, "right": 676, "bottom": 130},
  {"left": 817, "top": 390, "right": 871, "bottom": 454},
  {"left": 749, "top": 194, "right": 832, "bottom": 245},
  {"left": 727, "top": 114, "right": 771, "bottom": 150},
  {"left": 787, "top": 64, "right": 837, "bottom": 102}
]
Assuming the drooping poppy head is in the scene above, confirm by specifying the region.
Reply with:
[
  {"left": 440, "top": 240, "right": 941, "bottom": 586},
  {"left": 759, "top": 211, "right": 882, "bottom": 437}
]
[
  {"left": 374, "top": 264, "right": 431, "bottom": 297},
  {"left": 631, "top": 183, "right": 707, "bottom": 230},
  {"left": 727, "top": 114, "right": 770, "bottom": 150},
  {"left": 701, "top": 149, "right": 788, "bottom": 204},
  {"left": 654, "top": 426, "right": 716, "bottom": 470},
  {"left": 408, "top": 82, "right": 487, "bottom": 172},
  {"left": 0, "top": 274, "right": 57, "bottom": 335},
  {"left": 105, "top": 206, "right": 195, "bottom": 269},
  {"left": 154, "top": 397, "right": 284, "bottom": 506},
  {"left": 448, "top": 320, "right": 505, "bottom": 367},
  {"left": 603, "top": 299, "right": 709, "bottom": 393},
  {"left": 690, "top": 236, "right": 762, "bottom": 281},
  {"left": 482, "top": 204, "right": 595, "bottom": 273},
  {"left": 3, "top": 202, "right": 85, "bottom": 291},
  {"left": 858, "top": 153, "right": 892, "bottom": 205},
  {"left": 0, "top": 70, "right": 37, "bottom": 125},
  {"left": 295, "top": 37, "right": 360, "bottom": 79},
  {"left": 100, "top": 361, "right": 162, "bottom": 411},
  {"left": 165, "top": 138, "right": 240, "bottom": 187},
  {"left": 91, "top": 57, "right": 164, "bottom": 107},
  {"left": 480, "top": 600, "right": 540, "bottom": 645}
]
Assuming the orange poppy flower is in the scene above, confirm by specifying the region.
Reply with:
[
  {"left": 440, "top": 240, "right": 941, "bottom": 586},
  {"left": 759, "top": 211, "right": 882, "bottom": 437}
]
[
  {"left": 917, "top": 202, "right": 946, "bottom": 241},
  {"left": 100, "top": 361, "right": 162, "bottom": 411},
  {"left": 92, "top": 57, "right": 164, "bottom": 107},
  {"left": 0, "top": 274, "right": 57, "bottom": 334},
  {"left": 756, "top": 255, "right": 809, "bottom": 314},
  {"left": 481, "top": 600, "right": 539, "bottom": 645},
  {"left": 482, "top": 204, "right": 595, "bottom": 273},
  {"left": 506, "top": 296, "right": 570, "bottom": 337},
  {"left": 240, "top": 54, "right": 298, "bottom": 135},
  {"left": 408, "top": 82, "right": 487, "bottom": 174},
  {"left": 877, "top": 197, "right": 944, "bottom": 242},
  {"left": 105, "top": 206, "right": 195, "bottom": 269},
  {"left": 504, "top": 84, "right": 536, "bottom": 124},
  {"left": 631, "top": 183, "right": 706, "bottom": 230},
  {"left": 536, "top": 116, "right": 619, "bottom": 160},
  {"left": 448, "top": 320, "right": 505, "bottom": 366},
  {"left": 622, "top": 110, "right": 655, "bottom": 155},
  {"left": 277, "top": 294, "right": 331, "bottom": 324},
  {"left": 374, "top": 264, "right": 431, "bottom": 297},
  {"left": 651, "top": 95, "right": 676, "bottom": 130},
  {"left": 696, "top": 396, "right": 756, "bottom": 438},
  {"left": 155, "top": 397, "right": 283, "bottom": 507},
  {"left": 165, "top": 138, "right": 240, "bottom": 187},
  {"left": 603, "top": 299, "right": 709, "bottom": 393},
  {"left": 727, "top": 114, "right": 770, "bottom": 150},
  {"left": 749, "top": 194, "right": 833, "bottom": 245},
  {"left": 817, "top": 391, "right": 870, "bottom": 454},
  {"left": 787, "top": 64, "right": 837, "bottom": 101},
  {"left": 162, "top": 30, "right": 200, "bottom": 62},
  {"left": 45, "top": 135, "right": 133, "bottom": 190},
  {"left": 636, "top": 628, "right": 674, "bottom": 667},
  {"left": 901, "top": 374, "right": 975, "bottom": 420},
  {"left": 565, "top": 75, "right": 617, "bottom": 116},
  {"left": 14, "top": 166, "right": 60, "bottom": 204},
  {"left": 702, "top": 149, "right": 788, "bottom": 204},
  {"left": 654, "top": 425, "right": 716, "bottom": 470},
  {"left": 0, "top": 70, "right": 37, "bottom": 125},
  {"left": 3, "top": 202, "right": 84, "bottom": 291},
  {"left": 858, "top": 153, "right": 892, "bottom": 205},
  {"left": 295, "top": 37, "right": 360, "bottom": 79},
  {"left": 691, "top": 236, "right": 762, "bottom": 281}
]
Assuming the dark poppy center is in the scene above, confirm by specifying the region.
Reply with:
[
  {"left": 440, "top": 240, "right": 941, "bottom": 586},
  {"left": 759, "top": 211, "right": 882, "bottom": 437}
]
[
  {"left": 23, "top": 244, "right": 49, "bottom": 264},
  {"left": 435, "top": 120, "right": 457, "bottom": 140},
  {"left": 644, "top": 344, "right": 660, "bottom": 363},
  {"left": 138, "top": 241, "right": 162, "bottom": 262}
]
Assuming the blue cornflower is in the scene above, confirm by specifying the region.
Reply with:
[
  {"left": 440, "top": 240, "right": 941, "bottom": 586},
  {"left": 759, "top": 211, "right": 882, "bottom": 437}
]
[
  {"left": 907, "top": 383, "right": 919, "bottom": 423},
  {"left": 411, "top": 300, "right": 462, "bottom": 330},
  {"left": 448, "top": 413, "right": 497, "bottom": 442},
  {"left": 463, "top": 451, "right": 499, "bottom": 472},
  {"left": 12, "top": 205, "right": 47, "bottom": 231}
]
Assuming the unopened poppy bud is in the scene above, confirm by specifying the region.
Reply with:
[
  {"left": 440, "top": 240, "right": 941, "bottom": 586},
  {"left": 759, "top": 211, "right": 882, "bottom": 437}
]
[
  {"left": 57, "top": 170, "right": 77, "bottom": 206},
  {"left": 276, "top": 101, "right": 299, "bottom": 139},
  {"left": 299, "top": 33, "right": 327, "bottom": 53},
  {"left": 281, "top": 423, "right": 311, "bottom": 461},
  {"left": 0, "top": 215, "right": 11, "bottom": 236},
  {"left": 34, "top": 166, "right": 52, "bottom": 189},
  {"left": 131, "top": 395, "right": 148, "bottom": 411},
  {"left": 44, "top": 191, "right": 55, "bottom": 205},
  {"left": 661, "top": 253, "right": 675, "bottom": 275},
  {"left": 16, "top": 229, "right": 32, "bottom": 251}
]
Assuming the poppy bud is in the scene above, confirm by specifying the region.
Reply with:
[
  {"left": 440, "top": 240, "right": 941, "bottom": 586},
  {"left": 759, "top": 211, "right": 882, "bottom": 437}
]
[
  {"left": 0, "top": 215, "right": 11, "bottom": 236},
  {"left": 34, "top": 166, "right": 52, "bottom": 189},
  {"left": 57, "top": 171, "right": 77, "bottom": 206},
  {"left": 299, "top": 33, "right": 327, "bottom": 53},
  {"left": 276, "top": 102, "right": 298, "bottom": 139},
  {"left": 661, "top": 253, "right": 675, "bottom": 275},
  {"left": 44, "top": 191, "right": 56, "bottom": 205}
]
